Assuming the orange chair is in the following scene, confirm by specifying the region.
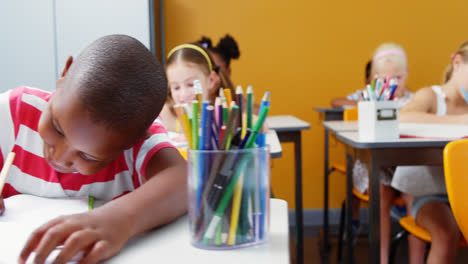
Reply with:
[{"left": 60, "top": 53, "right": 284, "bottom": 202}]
[
  {"left": 444, "top": 139, "right": 468, "bottom": 241},
  {"left": 389, "top": 139, "right": 468, "bottom": 263}
]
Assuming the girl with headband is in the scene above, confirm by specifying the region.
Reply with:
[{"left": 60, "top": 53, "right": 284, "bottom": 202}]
[
  {"left": 331, "top": 43, "right": 413, "bottom": 108},
  {"left": 342, "top": 43, "right": 423, "bottom": 264},
  {"left": 159, "top": 43, "right": 235, "bottom": 142},
  {"left": 391, "top": 41, "right": 468, "bottom": 264}
]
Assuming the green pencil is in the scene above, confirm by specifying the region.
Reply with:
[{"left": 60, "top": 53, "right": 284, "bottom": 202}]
[
  {"left": 88, "top": 196, "right": 94, "bottom": 210},
  {"left": 246, "top": 85, "right": 253, "bottom": 129}
]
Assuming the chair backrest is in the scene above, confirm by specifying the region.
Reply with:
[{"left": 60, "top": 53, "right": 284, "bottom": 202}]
[
  {"left": 444, "top": 139, "right": 468, "bottom": 240},
  {"left": 343, "top": 107, "right": 358, "bottom": 121}
]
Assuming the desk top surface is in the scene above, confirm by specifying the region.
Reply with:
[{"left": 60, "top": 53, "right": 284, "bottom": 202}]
[
  {"left": 267, "top": 129, "right": 282, "bottom": 158},
  {"left": 104, "top": 199, "right": 290, "bottom": 264},
  {"left": 323, "top": 121, "right": 358, "bottom": 132},
  {"left": 267, "top": 115, "right": 310, "bottom": 132},
  {"left": 336, "top": 131, "right": 451, "bottom": 149}
]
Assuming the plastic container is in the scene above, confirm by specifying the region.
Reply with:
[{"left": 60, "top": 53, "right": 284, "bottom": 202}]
[{"left": 187, "top": 146, "right": 270, "bottom": 249}]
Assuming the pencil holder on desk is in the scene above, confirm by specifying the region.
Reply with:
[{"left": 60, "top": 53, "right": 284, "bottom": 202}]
[
  {"left": 358, "top": 101, "right": 399, "bottom": 140},
  {"left": 187, "top": 146, "right": 270, "bottom": 250}
]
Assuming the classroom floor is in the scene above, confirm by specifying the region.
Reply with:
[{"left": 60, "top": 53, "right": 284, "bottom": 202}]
[{"left": 290, "top": 222, "right": 468, "bottom": 264}]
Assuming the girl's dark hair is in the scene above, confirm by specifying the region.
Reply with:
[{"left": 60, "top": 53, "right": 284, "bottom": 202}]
[
  {"left": 365, "top": 60, "right": 372, "bottom": 84},
  {"left": 197, "top": 34, "right": 240, "bottom": 67}
]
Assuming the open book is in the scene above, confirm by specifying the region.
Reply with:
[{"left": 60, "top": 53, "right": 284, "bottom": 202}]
[
  {"left": 0, "top": 194, "right": 105, "bottom": 264},
  {"left": 399, "top": 123, "right": 468, "bottom": 140}
]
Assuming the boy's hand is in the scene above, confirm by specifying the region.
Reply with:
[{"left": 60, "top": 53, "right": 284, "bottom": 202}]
[
  {"left": 18, "top": 206, "right": 133, "bottom": 264},
  {"left": 0, "top": 195, "right": 4, "bottom": 215}
]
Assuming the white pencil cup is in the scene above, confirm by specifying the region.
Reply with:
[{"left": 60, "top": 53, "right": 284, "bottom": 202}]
[{"left": 358, "top": 101, "right": 399, "bottom": 140}]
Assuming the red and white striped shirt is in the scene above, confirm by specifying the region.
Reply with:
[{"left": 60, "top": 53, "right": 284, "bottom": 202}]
[{"left": 0, "top": 87, "right": 175, "bottom": 200}]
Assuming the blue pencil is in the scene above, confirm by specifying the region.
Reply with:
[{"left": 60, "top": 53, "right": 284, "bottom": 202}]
[
  {"left": 198, "top": 101, "right": 210, "bottom": 150},
  {"left": 256, "top": 92, "right": 270, "bottom": 146},
  {"left": 196, "top": 101, "right": 210, "bottom": 213}
]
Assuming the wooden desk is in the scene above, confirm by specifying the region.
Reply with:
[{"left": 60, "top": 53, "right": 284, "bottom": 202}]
[
  {"left": 335, "top": 130, "right": 449, "bottom": 264},
  {"left": 267, "top": 115, "right": 310, "bottom": 264}
]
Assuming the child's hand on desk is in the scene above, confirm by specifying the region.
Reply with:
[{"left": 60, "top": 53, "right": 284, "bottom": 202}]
[{"left": 18, "top": 206, "right": 132, "bottom": 264}]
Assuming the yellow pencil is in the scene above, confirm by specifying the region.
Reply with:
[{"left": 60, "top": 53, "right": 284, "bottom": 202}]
[
  {"left": 174, "top": 105, "right": 192, "bottom": 147},
  {"left": 0, "top": 152, "right": 16, "bottom": 194},
  {"left": 228, "top": 172, "right": 244, "bottom": 245},
  {"left": 224, "top": 88, "right": 232, "bottom": 108},
  {"left": 181, "top": 106, "right": 193, "bottom": 148}
]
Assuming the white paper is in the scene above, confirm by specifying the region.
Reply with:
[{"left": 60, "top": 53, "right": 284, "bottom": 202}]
[
  {"left": 0, "top": 195, "right": 103, "bottom": 264},
  {"left": 399, "top": 123, "right": 468, "bottom": 139}
]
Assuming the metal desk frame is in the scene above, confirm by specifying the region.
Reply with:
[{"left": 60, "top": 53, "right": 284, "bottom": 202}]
[
  {"left": 336, "top": 130, "right": 449, "bottom": 264},
  {"left": 268, "top": 115, "right": 310, "bottom": 264}
]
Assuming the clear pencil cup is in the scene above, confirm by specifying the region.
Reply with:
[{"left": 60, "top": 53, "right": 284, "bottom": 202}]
[{"left": 187, "top": 146, "right": 271, "bottom": 250}]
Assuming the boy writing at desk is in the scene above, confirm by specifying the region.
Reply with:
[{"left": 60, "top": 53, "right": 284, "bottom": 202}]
[{"left": 0, "top": 35, "right": 187, "bottom": 264}]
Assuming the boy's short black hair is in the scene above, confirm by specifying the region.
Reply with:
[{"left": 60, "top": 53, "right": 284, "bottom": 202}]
[{"left": 66, "top": 34, "right": 167, "bottom": 135}]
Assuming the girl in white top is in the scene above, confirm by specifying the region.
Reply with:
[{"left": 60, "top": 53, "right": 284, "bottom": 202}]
[
  {"left": 395, "top": 41, "right": 468, "bottom": 264},
  {"left": 347, "top": 43, "right": 422, "bottom": 264}
]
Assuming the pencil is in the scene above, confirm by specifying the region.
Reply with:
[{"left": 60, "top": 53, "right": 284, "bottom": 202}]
[
  {"left": 191, "top": 100, "right": 199, "bottom": 150},
  {"left": 224, "top": 88, "right": 232, "bottom": 107},
  {"left": 88, "top": 196, "right": 95, "bottom": 210},
  {"left": 194, "top": 80, "right": 203, "bottom": 110},
  {"left": 214, "top": 97, "right": 223, "bottom": 132},
  {"left": 236, "top": 86, "right": 244, "bottom": 132},
  {"left": 222, "top": 100, "right": 229, "bottom": 126},
  {"left": 0, "top": 152, "right": 15, "bottom": 194},
  {"left": 225, "top": 102, "right": 237, "bottom": 150},
  {"left": 228, "top": 172, "right": 244, "bottom": 245},
  {"left": 259, "top": 92, "right": 271, "bottom": 113},
  {"left": 246, "top": 85, "right": 253, "bottom": 130},
  {"left": 181, "top": 105, "right": 193, "bottom": 148},
  {"left": 174, "top": 105, "right": 192, "bottom": 147}
]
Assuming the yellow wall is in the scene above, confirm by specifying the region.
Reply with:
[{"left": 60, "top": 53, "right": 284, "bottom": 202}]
[{"left": 164, "top": 0, "right": 468, "bottom": 209}]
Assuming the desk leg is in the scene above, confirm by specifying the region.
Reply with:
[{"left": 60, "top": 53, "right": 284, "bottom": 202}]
[
  {"left": 294, "top": 132, "right": 304, "bottom": 264},
  {"left": 369, "top": 150, "right": 381, "bottom": 264},
  {"left": 323, "top": 128, "right": 330, "bottom": 255},
  {"left": 345, "top": 152, "right": 354, "bottom": 263},
  {"left": 276, "top": 131, "right": 304, "bottom": 264}
]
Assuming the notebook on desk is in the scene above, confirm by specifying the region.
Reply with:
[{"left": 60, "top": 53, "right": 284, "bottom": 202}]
[
  {"left": 0, "top": 195, "right": 105, "bottom": 264},
  {"left": 399, "top": 123, "right": 468, "bottom": 140}
]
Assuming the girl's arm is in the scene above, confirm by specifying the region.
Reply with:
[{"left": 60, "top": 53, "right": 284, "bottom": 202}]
[
  {"left": 400, "top": 87, "right": 468, "bottom": 124},
  {"left": 330, "top": 97, "right": 358, "bottom": 108}
]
